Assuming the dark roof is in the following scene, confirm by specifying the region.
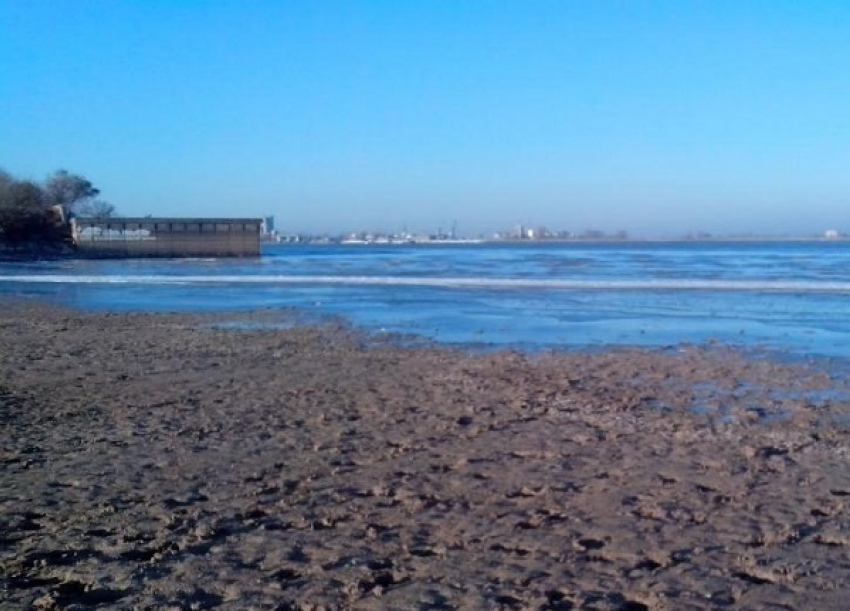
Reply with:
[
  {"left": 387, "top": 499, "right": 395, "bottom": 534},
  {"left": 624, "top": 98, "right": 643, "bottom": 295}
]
[{"left": 75, "top": 217, "right": 263, "bottom": 224}]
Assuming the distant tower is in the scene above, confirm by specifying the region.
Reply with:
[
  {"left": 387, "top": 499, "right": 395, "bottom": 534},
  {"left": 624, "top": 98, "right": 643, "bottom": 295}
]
[{"left": 263, "top": 216, "right": 275, "bottom": 235}]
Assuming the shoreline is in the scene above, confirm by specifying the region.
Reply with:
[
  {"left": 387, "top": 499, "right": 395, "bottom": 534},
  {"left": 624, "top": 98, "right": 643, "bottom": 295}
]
[
  {"left": 2, "top": 301, "right": 850, "bottom": 609},
  {"left": 265, "top": 237, "right": 850, "bottom": 246},
  {"left": 5, "top": 235, "right": 849, "bottom": 262}
]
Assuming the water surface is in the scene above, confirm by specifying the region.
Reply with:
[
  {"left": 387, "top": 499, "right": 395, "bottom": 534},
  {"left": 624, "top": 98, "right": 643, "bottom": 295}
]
[{"left": 3, "top": 241, "right": 850, "bottom": 358}]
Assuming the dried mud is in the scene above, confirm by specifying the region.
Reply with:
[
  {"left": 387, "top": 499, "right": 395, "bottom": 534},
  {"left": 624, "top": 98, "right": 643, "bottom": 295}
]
[{"left": 2, "top": 301, "right": 850, "bottom": 610}]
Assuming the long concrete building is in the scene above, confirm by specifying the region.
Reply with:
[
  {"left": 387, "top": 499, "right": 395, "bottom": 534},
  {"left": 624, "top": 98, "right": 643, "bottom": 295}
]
[{"left": 72, "top": 217, "right": 262, "bottom": 258}]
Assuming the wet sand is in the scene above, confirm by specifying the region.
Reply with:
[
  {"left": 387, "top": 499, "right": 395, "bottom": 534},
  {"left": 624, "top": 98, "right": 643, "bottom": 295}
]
[{"left": 2, "top": 300, "right": 850, "bottom": 610}]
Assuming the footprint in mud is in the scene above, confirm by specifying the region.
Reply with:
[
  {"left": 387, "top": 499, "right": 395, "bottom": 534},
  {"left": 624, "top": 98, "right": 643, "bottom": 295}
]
[
  {"left": 162, "top": 490, "right": 209, "bottom": 508},
  {"left": 632, "top": 557, "right": 663, "bottom": 571},
  {"left": 576, "top": 537, "right": 607, "bottom": 551},
  {"left": 6, "top": 574, "right": 60, "bottom": 591},
  {"left": 119, "top": 541, "right": 179, "bottom": 562},
  {"left": 271, "top": 567, "right": 305, "bottom": 591},
  {"left": 542, "top": 588, "right": 576, "bottom": 610},
  {"left": 756, "top": 445, "right": 789, "bottom": 459},
  {"left": 358, "top": 566, "right": 407, "bottom": 595},
  {"left": 734, "top": 570, "right": 776, "bottom": 585},
  {"left": 167, "top": 588, "right": 224, "bottom": 610},
  {"left": 489, "top": 542, "right": 532, "bottom": 557},
  {"left": 625, "top": 555, "right": 668, "bottom": 579},
  {"left": 36, "top": 580, "right": 128, "bottom": 608},
  {"left": 493, "top": 592, "right": 527, "bottom": 609},
  {"left": 514, "top": 517, "right": 544, "bottom": 530},
  {"left": 23, "top": 548, "right": 106, "bottom": 569},
  {"left": 578, "top": 592, "right": 652, "bottom": 611}
]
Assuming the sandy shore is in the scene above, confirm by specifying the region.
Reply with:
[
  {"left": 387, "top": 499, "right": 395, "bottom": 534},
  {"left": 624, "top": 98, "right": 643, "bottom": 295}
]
[{"left": 2, "top": 300, "right": 850, "bottom": 610}]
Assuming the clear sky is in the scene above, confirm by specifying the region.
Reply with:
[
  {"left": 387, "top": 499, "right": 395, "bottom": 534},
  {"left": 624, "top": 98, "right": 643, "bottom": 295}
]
[{"left": 1, "top": 1, "right": 848, "bottom": 237}]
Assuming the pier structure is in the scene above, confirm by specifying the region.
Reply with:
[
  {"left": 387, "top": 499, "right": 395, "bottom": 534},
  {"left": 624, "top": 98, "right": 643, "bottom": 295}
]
[{"left": 72, "top": 217, "right": 262, "bottom": 258}]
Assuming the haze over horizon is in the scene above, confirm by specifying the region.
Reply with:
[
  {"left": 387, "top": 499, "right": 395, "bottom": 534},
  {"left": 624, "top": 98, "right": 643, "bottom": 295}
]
[{"left": 1, "top": 1, "right": 848, "bottom": 238}]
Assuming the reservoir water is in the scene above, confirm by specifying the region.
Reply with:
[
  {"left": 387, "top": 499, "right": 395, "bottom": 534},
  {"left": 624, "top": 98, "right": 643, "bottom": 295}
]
[{"left": 2, "top": 241, "right": 850, "bottom": 358}]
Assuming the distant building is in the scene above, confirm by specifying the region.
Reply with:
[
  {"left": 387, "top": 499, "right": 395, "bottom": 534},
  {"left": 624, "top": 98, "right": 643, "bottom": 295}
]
[
  {"left": 824, "top": 229, "right": 842, "bottom": 240},
  {"left": 73, "top": 217, "right": 262, "bottom": 258},
  {"left": 263, "top": 216, "right": 275, "bottom": 235}
]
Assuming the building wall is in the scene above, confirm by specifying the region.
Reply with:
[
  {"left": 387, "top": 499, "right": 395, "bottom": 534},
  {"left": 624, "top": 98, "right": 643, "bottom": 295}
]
[{"left": 74, "top": 218, "right": 261, "bottom": 258}]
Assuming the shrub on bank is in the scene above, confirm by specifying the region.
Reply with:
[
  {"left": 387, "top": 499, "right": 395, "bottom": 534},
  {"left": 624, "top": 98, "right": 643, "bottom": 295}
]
[{"left": 0, "top": 168, "right": 110, "bottom": 253}]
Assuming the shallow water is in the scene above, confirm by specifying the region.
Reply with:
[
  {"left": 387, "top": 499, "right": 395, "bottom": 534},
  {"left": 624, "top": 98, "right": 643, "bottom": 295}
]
[{"left": 3, "top": 240, "right": 850, "bottom": 358}]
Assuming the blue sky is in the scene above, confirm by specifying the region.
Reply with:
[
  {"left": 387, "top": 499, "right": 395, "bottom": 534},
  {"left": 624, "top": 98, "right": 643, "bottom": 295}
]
[{"left": 1, "top": 1, "right": 848, "bottom": 237}]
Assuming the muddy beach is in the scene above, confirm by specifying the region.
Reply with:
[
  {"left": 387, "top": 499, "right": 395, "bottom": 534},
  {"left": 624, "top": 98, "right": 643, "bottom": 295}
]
[{"left": 2, "top": 300, "right": 850, "bottom": 610}]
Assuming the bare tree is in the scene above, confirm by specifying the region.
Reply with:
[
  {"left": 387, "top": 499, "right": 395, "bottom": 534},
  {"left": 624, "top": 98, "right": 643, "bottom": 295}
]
[
  {"left": 0, "top": 168, "right": 108, "bottom": 246},
  {"left": 76, "top": 199, "right": 116, "bottom": 219},
  {"left": 44, "top": 169, "right": 99, "bottom": 218}
]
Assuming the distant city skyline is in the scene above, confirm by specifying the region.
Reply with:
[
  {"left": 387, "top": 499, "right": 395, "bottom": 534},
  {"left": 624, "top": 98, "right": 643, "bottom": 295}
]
[
  {"left": 2, "top": 1, "right": 848, "bottom": 237},
  {"left": 263, "top": 213, "right": 845, "bottom": 242}
]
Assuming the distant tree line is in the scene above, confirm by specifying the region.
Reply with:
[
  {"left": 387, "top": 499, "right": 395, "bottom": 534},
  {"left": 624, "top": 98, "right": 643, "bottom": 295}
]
[{"left": 0, "top": 168, "right": 115, "bottom": 248}]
